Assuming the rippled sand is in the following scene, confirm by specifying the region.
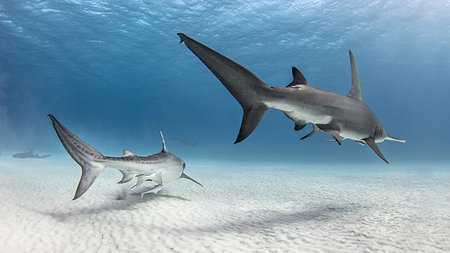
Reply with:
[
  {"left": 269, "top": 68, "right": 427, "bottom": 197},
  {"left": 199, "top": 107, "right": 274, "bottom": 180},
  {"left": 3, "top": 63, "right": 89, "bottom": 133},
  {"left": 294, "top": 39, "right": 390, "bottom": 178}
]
[{"left": 0, "top": 157, "right": 449, "bottom": 252}]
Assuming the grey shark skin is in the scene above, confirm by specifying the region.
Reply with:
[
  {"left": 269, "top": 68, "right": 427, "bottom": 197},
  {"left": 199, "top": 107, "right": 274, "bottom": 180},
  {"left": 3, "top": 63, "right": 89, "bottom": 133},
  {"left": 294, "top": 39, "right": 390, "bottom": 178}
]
[
  {"left": 48, "top": 114, "right": 202, "bottom": 200},
  {"left": 177, "top": 33, "right": 406, "bottom": 163}
]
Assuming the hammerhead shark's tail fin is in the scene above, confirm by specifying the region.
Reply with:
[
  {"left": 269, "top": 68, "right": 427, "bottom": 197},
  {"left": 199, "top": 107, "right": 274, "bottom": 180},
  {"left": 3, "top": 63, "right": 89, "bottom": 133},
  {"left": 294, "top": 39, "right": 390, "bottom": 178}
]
[
  {"left": 48, "top": 114, "right": 105, "bottom": 200},
  {"left": 178, "top": 33, "right": 270, "bottom": 143}
]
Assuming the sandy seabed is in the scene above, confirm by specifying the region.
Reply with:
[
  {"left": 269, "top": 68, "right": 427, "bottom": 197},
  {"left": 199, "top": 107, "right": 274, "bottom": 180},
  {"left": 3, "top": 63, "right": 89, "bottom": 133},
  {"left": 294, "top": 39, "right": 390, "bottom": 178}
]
[{"left": 0, "top": 157, "right": 449, "bottom": 252}]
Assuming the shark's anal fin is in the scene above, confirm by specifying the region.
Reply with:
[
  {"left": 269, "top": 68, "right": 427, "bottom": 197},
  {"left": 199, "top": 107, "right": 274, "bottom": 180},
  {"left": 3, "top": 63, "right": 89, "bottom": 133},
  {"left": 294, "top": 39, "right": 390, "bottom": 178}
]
[
  {"left": 364, "top": 137, "right": 389, "bottom": 163},
  {"left": 287, "top": 67, "right": 309, "bottom": 87},
  {"left": 348, "top": 50, "right": 363, "bottom": 101},
  {"left": 235, "top": 106, "right": 269, "bottom": 143},
  {"left": 118, "top": 171, "right": 134, "bottom": 184},
  {"left": 301, "top": 124, "right": 322, "bottom": 140}
]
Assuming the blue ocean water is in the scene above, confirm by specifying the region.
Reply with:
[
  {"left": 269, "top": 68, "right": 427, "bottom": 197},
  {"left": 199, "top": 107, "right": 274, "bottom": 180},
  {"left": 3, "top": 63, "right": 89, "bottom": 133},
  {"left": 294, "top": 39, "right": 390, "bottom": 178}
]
[{"left": 0, "top": 0, "right": 449, "bottom": 164}]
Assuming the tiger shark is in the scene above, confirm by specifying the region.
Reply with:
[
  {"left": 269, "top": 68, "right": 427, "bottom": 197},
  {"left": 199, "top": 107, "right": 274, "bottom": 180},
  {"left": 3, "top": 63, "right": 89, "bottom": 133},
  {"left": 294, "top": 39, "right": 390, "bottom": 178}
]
[
  {"left": 177, "top": 33, "right": 405, "bottom": 163},
  {"left": 48, "top": 114, "right": 202, "bottom": 200}
]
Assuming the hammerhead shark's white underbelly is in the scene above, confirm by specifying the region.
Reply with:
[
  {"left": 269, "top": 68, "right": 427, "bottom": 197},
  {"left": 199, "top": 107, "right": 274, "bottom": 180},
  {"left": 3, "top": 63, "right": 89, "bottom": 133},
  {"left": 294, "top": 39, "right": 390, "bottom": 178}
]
[{"left": 265, "top": 100, "right": 333, "bottom": 125}]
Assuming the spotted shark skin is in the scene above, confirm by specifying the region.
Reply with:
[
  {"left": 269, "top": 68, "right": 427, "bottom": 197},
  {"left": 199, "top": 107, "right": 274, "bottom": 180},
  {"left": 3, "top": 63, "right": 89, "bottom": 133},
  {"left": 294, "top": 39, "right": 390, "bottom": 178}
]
[
  {"left": 48, "top": 114, "right": 202, "bottom": 200},
  {"left": 177, "top": 33, "right": 405, "bottom": 163}
]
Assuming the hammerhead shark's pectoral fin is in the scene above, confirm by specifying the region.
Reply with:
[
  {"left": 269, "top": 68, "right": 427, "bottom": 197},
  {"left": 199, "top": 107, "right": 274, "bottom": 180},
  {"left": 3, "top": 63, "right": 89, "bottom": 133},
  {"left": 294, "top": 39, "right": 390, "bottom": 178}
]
[
  {"left": 118, "top": 171, "right": 134, "bottom": 184},
  {"left": 301, "top": 124, "right": 322, "bottom": 140},
  {"left": 180, "top": 173, "right": 203, "bottom": 187},
  {"left": 364, "top": 137, "right": 389, "bottom": 163}
]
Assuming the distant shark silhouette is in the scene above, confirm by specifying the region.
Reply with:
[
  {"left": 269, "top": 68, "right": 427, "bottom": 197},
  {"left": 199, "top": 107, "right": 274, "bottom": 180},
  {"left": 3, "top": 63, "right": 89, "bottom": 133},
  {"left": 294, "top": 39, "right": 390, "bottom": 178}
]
[
  {"left": 173, "top": 137, "right": 200, "bottom": 147},
  {"left": 12, "top": 151, "right": 50, "bottom": 159},
  {"left": 178, "top": 33, "right": 405, "bottom": 163},
  {"left": 48, "top": 114, "right": 202, "bottom": 200}
]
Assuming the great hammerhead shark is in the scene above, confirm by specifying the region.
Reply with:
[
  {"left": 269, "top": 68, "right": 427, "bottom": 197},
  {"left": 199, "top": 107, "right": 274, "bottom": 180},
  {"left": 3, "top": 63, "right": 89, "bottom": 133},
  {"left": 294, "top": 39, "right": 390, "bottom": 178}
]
[
  {"left": 49, "top": 114, "right": 202, "bottom": 200},
  {"left": 177, "top": 33, "right": 405, "bottom": 163}
]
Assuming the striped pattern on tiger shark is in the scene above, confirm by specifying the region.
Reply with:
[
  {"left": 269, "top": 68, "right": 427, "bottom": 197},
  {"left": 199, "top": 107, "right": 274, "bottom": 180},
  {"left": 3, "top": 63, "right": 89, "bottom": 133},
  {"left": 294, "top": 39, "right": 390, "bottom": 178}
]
[
  {"left": 48, "top": 114, "right": 202, "bottom": 200},
  {"left": 177, "top": 33, "right": 405, "bottom": 163}
]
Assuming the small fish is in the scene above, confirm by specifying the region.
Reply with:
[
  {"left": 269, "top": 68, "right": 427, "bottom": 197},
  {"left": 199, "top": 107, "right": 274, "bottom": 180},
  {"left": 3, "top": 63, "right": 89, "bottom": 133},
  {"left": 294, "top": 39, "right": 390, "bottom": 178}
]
[{"left": 48, "top": 114, "right": 202, "bottom": 200}]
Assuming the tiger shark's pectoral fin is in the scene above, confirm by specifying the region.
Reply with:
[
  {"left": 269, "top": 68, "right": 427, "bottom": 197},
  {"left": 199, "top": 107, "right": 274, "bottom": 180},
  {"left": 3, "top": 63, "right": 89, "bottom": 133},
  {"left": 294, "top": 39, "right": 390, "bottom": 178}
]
[
  {"left": 301, "top": 124, "right": 322, "bottom": 140},
  {"left": 364, "top": 137, "right": 389, "bottom": 163},
  {"left": 118, "top": 171, "right": 134, "bottom": 184},
  {"left": 180, "top": 172, "right": 203, "bottom": 187},
  {"left": 146, "top": 171, "right": 162, "bottom": 185}
]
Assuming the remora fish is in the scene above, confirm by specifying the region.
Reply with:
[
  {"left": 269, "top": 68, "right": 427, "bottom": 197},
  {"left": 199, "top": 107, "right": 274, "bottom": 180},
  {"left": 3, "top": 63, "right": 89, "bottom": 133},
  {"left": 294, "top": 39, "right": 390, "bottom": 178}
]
[
  {"left": 177, "top": 33, "right": 405, "bottom": 163},
  {"left": 48, "top": 114, "right": 202, "bottom": 200}
]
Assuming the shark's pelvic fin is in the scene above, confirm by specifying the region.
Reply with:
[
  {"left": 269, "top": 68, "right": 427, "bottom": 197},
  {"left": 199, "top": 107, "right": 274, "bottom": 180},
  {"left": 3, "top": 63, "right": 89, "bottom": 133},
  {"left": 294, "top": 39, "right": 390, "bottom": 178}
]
[
  {"left": 301, "top": 124, "right": 322, "bottom": 140},
  {"left": 364, "top": 137, "right": 389, "bottom": 163},
  {"left": 48, "top": 114, "right": 105, "bottom": 200},
  {"left": 324, "top": 129, "right": 342, "bottom": 145},
  {"left": 287, "top": 67, "right": 309, "bottom": 87},
  {"left": 118, "top": 171, "right": 134, "bottom": 184},
  {"left": 122, "top": 150, "right": 136, "bottom": 157},
  {"left": 178, "top": 33, "right": 270, "bottom": 143},
  {"left": 160, "top": 131, "right": 168, "bottom": 153},
  {"left": 348, "top": 50, "right": 363, "bottom": 101},
  {"left": 180, "top": 172, "right": 203, "bottom": 187},
  {"left": 294, "top": 122, "right": 307, "bottom": 131}
]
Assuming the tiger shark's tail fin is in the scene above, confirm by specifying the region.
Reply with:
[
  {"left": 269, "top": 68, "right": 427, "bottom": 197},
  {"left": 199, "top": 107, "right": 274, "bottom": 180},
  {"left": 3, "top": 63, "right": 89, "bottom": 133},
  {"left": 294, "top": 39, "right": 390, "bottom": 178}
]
[
  {"left": 48, "top": 114, "right": 105, "bottom": 200},
  {"left": 178, "top": 33, "right": 270, "bottom": 143}
]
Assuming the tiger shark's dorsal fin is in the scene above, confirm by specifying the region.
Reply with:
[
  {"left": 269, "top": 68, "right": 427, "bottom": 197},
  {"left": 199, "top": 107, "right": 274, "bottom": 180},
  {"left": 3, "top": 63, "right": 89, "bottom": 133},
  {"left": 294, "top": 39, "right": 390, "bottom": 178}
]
[
  {"left": 122, "top": 150, "right": 136, "bottom": 157},
  {"left": 287, "top": 67, "right": 309, "bottom": 87},
  {"left": 160, "top": 131, "right": 168, "bottom": 153},
  {"left": 348, "top": 50, "right": 363, "bottom": 101}
]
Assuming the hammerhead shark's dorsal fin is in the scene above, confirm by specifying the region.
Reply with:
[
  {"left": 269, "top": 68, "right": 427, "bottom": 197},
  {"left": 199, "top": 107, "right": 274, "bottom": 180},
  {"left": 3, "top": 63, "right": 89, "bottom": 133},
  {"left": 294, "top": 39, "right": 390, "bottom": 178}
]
[
  {"left": 348, "top": 50, "right": 363, "bottom": 102},
  {"left": 160, "top": 131, "right": 168, "bottom": 153},
  {"left": 122, "top": 150, "right": 136, "bottom": 157},
  {"left": 180, "top": 173, "right": 203, "bottom": 187},
  {"left": 287, "top": 67, "right": 309, "bottom": 87},
  {"left": 364, "top": 137, "right": 389, "bottom": 163}
]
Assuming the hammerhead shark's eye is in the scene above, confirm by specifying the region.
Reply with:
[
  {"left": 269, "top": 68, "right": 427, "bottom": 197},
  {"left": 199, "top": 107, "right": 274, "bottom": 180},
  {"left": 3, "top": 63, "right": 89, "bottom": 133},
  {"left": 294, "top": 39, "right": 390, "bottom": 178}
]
[{"left": 182, "top": 162, "right": 186, "bottom": 169}]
